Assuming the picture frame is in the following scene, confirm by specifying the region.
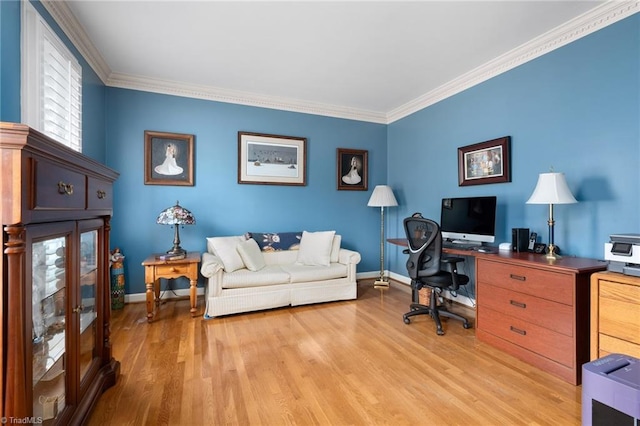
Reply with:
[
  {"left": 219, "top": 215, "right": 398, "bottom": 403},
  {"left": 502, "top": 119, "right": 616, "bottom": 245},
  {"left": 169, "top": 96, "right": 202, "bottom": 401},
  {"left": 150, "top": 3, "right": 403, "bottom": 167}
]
[
  {"left": 458, "top": 136, "right": 511, "bottom": 186},
  {"left": 337, "top": 148, "right": 368, "bottom": 191},
  {"left": 238, "top": 132, "right": 307, "bottom": 186},
  {"left": 144, "top": 130, "right": 194, "bottom": 186}
]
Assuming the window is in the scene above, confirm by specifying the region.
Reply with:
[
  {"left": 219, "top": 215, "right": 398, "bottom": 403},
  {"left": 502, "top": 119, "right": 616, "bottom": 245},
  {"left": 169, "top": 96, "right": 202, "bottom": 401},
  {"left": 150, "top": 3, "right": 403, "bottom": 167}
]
[{"left": 22, "top": 1, "right": 82, "bottom": 152}]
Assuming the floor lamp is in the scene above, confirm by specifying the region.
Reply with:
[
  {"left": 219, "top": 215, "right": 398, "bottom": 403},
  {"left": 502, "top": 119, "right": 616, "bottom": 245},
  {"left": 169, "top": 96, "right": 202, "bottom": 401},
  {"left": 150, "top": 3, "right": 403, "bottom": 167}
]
[
  {"left": 368, "top": 185, "right": 398, "bottom": 289},
  {"left": 526, "top": 172, "right": 577, "bottom": 260}
]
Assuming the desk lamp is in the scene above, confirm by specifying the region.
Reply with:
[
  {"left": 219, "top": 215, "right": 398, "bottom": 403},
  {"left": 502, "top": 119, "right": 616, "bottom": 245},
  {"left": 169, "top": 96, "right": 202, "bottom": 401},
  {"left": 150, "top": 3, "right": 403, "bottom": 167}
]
[
  {"left": 156, "top": 201, "right": 196, "bottom": 255},
  {"left": 526, "top": 172, "right": 577, "bottom": 260},
  {"left": 368, "top": 185, "right": 398, "bottom": 289}
]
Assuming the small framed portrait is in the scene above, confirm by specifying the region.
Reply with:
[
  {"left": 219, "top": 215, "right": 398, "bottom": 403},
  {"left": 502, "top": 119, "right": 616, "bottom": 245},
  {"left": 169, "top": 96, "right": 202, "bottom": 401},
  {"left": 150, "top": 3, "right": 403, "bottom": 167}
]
[
  {"left": 144, "top": 131, "right": 194, "bottom": 186},
  {"left": 458, "top": 136, "right": 511, "bottom": 186},
  {"left": 337, "top": 148, "right": 368, "bottom": 191}
]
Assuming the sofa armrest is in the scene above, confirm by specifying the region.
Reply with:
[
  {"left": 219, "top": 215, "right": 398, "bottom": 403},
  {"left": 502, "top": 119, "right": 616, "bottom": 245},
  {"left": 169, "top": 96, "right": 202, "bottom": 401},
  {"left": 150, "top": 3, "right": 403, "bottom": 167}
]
[
  {"left": 338, "top": 248, "right": 361, "bottom": 265},
  {"left": 201, "top": 252, "right": 224, "bottom": 278}
]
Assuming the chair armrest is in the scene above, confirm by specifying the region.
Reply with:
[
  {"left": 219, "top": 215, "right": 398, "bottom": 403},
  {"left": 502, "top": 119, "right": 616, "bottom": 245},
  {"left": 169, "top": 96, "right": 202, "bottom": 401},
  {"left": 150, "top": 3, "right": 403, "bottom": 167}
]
[
  {"left": 441, "top": 256, "right": 465, "bottom": 264},
  {"left": 338, "top": 248, "right": 361, "bottom": 265},
  {"left": 200, "top": 252, "right": 224, "bottom": 278},
  {"left": 441, "top": 256, "right": 466, "bottom": 291}
]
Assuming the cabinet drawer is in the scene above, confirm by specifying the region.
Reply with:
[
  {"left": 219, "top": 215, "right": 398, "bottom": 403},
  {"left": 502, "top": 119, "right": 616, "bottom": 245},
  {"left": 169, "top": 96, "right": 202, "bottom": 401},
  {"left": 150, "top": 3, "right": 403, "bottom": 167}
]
[
  {"left": 32, "top": 158, "right": 85, "bottom": 210},
  {"left": 479, "top": 282, "right": 573, "bottom": 336},
  {"left": 477, "top": 259, "right": 573, "bottom": 305},
  {"left": 598, "top": 280, "right": 640, "bottom": 345},
  {"left": 87, "top": 177, "right": 113, "bottom": 210},
  {"left": 155, "top": 263, "right": 190, "bottom": 277},
  {"left": 597, "top": 334, "right": 640, "bottom": 359},
  {"left": 478, "top": 306, "right": 574, "bottom": 367}
]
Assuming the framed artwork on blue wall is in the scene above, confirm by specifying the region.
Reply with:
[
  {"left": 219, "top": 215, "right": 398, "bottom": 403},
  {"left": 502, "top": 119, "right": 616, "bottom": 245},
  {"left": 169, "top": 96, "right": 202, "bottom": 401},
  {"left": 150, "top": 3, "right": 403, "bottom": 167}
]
[
  {"left": 238, "top": 132, "right": 307, "bottom": 186},
  {"left": 337, "top": 148, "right": 368, "bottom": 191},
  {"left": 458, "top": 136, "right": 511, "bottom": 186},
  {"left": 144, "top": 130, "right": 194, "bottom": 186}
]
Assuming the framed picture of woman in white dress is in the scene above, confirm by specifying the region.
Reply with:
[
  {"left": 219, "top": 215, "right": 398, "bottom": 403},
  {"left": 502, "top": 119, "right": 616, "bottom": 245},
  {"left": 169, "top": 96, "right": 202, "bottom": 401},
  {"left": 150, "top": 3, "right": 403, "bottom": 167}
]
[
  {"left": 337, "top": 148, "right": 368, "bottom": 191},
  {"left": 144, "top": 130, "right": 194, "bottom": 186}
]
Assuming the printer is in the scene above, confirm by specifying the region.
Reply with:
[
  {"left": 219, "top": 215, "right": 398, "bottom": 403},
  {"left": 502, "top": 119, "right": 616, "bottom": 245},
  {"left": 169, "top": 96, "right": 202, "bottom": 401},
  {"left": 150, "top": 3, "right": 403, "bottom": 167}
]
[{"left": 604, "top": 233, "right": 640, "bottom": 277}]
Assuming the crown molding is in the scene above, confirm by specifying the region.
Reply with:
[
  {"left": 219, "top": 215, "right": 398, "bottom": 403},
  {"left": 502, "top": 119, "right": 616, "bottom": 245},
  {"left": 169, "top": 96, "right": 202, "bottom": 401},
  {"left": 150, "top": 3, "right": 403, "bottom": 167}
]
[
  {"left": 43, "top": 1, "right": 637, "bottom": 125},
  {"left": 107, "top": 73, "right": 388, "bottom": 124},
  {"left": 40, "top": 0, "right": 111, "bottom": 83},
  {"left": 386, "top": 1, "right": 639, "bottom": 123}
]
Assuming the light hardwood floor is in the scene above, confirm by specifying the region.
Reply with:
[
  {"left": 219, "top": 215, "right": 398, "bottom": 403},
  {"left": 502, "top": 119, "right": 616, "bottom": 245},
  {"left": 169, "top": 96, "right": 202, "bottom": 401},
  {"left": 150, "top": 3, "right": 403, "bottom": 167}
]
[{"left": 88, "top": 280, "right": 582, "bottom": 425}]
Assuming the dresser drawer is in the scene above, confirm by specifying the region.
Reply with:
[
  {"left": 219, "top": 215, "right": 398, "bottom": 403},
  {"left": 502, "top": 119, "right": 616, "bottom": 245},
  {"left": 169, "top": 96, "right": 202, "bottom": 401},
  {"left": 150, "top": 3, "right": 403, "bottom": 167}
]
[
  {"left": 598, "top": 279, "right": 640, "bottom": 345},
  {"left": 597, "top": 334, "right": 640, "bottom": 359},
  {"left": 87, "top": 177, "right": 113, "bottom": 210},
  {"left": 477, "top": 259, "right": 573, "bottom": 305},
  {"left": 479, "top": 306, "right": 574, "bottom": 367},
  {"left": 31, "top": 157, "right": 86, "bottom": 210},
  {"left": 155, "top": 263, "right": 191, "bottom": 277},
  {"left": 479, "top": 282, "right": 573, "bottom": 336}
]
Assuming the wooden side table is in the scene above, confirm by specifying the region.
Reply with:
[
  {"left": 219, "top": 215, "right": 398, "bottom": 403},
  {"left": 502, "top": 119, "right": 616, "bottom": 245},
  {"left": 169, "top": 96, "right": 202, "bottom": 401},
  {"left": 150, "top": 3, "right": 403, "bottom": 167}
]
[{"left": 141, "top": 252, "right": 201, "bottom": 322}]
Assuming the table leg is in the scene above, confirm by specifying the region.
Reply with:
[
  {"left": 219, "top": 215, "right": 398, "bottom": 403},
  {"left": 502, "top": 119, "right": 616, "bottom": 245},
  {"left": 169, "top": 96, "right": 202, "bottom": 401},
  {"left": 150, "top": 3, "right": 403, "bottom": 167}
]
[
  {"left": 146, "top": 281, "right": 154, "bottom": 322},
  {"left": 155, "top": 279, "right": 161, "bottom": 307},
  {"left": 190, "top": 279, "right": 197, "bottom": 316}
]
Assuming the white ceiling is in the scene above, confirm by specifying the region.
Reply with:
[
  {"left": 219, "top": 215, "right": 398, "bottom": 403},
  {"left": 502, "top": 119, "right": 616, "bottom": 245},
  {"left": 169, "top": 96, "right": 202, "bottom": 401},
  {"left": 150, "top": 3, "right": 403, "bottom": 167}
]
[{"left": 53, "top": 1, "right": 633, "bottom": 123}]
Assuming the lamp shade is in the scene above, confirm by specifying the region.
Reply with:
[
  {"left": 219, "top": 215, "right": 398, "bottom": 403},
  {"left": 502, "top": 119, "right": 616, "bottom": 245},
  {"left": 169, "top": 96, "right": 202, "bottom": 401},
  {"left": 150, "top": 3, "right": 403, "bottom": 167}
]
[
  {"left": 367, "top": 185, "right": 398, "bottom": 207},
  {"left": 526, "top": 173, "right": 577, "bottom": 205},
  {"left": 156, "top": 201, "right": 196, "bottom": 225}
]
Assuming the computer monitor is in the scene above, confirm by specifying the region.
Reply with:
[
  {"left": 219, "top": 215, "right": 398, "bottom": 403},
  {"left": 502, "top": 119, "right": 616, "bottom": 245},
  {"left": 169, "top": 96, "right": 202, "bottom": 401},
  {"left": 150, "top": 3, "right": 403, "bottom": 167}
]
[{"left": 440, "top": 196, "right": 497, "bottom": 244}]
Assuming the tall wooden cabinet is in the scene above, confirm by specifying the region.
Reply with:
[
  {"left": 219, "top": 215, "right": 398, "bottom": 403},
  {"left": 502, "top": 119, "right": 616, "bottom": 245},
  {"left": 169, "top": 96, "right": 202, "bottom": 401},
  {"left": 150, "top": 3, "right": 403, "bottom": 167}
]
[{"left": 1, "top": 122, "right": 120, "bottom": 424}]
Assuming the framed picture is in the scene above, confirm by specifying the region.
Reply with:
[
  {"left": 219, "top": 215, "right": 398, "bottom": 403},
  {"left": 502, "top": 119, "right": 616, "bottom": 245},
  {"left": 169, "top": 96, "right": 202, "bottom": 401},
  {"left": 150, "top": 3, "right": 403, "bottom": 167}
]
[
  {"left": 144, "top": 131, "right": 194, "bottom": 186},
  {"left": 458, "top": 136, "right": 511, "bottom": 186},
  {"left": 238, "top": 132, "right": 307, "bottom": 186},
  {"left": 337, "top": 148, "right": 368, "bottom": 191}
]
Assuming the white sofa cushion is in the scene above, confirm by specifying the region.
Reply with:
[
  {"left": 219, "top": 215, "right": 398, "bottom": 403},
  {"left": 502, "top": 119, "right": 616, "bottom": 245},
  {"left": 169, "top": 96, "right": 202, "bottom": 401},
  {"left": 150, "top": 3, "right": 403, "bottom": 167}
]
[
  {"left": 236, "top": 238, "right": 266, "bottom": 271},
  {"left": 222, "top": 265, "right": 291, "bottom": 289},
  {"left": 207, "top": 236, "right": 246, "bottom": 272},
  {"left": 296, "top": 230, "right": 336, "bottom": 266},
  {"left": 330, "top": 235, "right": 341, "bottom": 263},
  {"left": 281, "top": 263, "right": 348, "bottom": 283}
]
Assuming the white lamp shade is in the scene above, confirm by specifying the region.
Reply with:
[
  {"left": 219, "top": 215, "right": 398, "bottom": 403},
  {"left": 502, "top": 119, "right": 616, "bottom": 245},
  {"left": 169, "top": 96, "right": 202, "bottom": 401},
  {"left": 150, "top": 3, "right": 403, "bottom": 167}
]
[
  {"left": 368, "top": 185, "right": 398, "bottom": 207},
  {"left": 526, "top": 172, "right": 577, "bottom": 204}
]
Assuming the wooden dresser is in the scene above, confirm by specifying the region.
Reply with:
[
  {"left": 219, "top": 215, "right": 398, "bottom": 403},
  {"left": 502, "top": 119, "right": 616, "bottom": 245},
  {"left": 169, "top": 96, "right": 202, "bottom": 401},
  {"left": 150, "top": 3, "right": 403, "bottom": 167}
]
[
  {"left": 590, "top": 271, "right": 640, "bottom": 360},
  {"left": 475, "top": 252, "right": 606, "bottom": 385}
]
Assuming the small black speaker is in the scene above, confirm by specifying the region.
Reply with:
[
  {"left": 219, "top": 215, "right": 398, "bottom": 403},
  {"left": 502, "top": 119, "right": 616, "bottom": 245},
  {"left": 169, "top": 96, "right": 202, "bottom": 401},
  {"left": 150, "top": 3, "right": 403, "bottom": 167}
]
[{"left": 512, "top": 228, "right": 530, "bottom": 252}]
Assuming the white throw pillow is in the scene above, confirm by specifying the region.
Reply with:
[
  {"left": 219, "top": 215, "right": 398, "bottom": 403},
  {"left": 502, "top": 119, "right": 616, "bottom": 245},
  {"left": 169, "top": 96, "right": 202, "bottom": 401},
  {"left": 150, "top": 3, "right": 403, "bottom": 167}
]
[
  {"left": 330, "top": 235, "right": 342, "bottom": 263},
  {"left": 206, "top": 236, "right": 246, "bottom": 272},
  {"left": 296, "top": 230, "right": 336, "bottom": 266},
  {"left": 236, "top": 238, "right": 266, "bottom": 271}
]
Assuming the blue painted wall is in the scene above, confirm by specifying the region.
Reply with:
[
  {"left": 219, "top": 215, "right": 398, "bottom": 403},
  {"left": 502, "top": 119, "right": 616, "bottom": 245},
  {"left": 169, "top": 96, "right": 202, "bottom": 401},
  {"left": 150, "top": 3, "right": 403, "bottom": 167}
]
[
  {"left": 105, "top": 89, "right": 387, "bottom": 294},
  {"left": 1, "top": 2, "right": 639, "bottom": 298},
  {"left": 386, "top": 13, "right": 640, "bottom": 277}
]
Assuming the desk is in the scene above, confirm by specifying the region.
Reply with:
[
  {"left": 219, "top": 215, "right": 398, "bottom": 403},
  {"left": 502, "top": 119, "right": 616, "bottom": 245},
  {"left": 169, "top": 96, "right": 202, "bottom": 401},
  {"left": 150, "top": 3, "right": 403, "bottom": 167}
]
[
  {"left": 141, "top": 252, "right": 201, "bottom": 322},
  {"left": 389, "top": 238, "right": 607, "bottom": 384}
]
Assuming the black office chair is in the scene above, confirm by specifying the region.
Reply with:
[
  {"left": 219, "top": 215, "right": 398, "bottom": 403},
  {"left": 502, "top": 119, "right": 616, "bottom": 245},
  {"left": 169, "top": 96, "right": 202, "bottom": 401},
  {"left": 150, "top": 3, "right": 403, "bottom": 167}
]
[{"left": 402, "top": 213, "right": 471, "bottom": 335}]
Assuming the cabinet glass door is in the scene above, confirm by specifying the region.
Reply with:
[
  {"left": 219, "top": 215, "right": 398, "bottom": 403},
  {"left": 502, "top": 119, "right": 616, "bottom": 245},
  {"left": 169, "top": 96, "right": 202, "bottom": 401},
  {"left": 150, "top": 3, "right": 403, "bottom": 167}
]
[
  {"left": 79, "top": 229, "right": 98, "bottom": 382},
  {"left": 32, "top": 236, "right": 67, "bottom": 422}
]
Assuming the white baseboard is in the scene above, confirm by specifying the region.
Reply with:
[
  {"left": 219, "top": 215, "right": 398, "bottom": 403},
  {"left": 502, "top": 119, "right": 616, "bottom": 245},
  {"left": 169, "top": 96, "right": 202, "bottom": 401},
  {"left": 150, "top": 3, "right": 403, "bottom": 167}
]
[{"left": 125, "top": 287, "right": 205, "bottom": 304}]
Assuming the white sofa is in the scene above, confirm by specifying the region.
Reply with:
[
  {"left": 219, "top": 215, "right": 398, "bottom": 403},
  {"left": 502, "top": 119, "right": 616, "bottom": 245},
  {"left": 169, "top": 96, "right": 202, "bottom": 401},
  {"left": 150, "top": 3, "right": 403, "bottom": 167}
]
[{"left": 200, "top": 231, "right": 361, "bottom": 318}]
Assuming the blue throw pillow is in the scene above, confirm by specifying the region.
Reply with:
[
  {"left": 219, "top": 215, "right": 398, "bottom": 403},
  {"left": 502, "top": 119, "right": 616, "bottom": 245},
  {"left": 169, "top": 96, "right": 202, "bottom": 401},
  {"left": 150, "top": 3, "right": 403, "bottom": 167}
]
[{"left": 245, "top": 232, "right": 302, "bottom": 251}]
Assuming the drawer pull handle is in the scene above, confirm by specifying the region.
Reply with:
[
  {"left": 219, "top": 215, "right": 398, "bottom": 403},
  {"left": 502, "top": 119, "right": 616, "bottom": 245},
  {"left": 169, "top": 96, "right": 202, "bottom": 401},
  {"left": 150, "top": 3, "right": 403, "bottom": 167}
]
[
  {"left": 509, "top": 273, "right": 526, "bottom": 281},
  {"left": 97, "top": 190, "right": 106, "bottom": 199},
  {"left": 57, "top": 181, "right": 74, "bottom": 195},
  {"left": 170, "top": 267, "right": 177, "bottom": 272},
  {"left": 510, "top": 326, "right": 526, "bottom": 336},
  {"left": 510, "top": 300, "right": 526, "bottom": 309}
]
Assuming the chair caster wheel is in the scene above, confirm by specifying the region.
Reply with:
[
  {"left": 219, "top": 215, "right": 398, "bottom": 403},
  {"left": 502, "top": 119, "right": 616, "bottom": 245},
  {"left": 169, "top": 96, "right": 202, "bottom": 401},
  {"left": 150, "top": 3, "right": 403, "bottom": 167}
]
[
  {"left": 436, "top": 329, "right": 444, "bottom": 336},
  {"left": 403, "top": 317, "right": 411, "bottom": 324},
  {"left": 463, "top": 323, "right": 471, "bottom": 329}
]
